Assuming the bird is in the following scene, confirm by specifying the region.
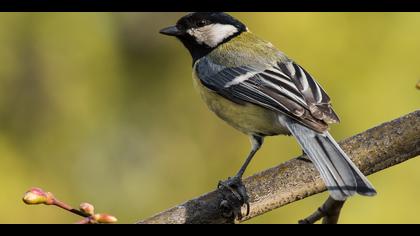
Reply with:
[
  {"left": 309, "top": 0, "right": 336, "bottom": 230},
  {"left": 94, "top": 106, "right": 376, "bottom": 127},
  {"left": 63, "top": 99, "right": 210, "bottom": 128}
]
[{"left": 160, "top": 12, "right": 376, "bottom": 216}]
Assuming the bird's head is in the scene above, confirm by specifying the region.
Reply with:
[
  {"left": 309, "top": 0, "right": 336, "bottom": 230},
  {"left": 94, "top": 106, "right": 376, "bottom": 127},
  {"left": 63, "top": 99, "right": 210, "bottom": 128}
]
[{"left": 160, "top": 12, "right": 247, "bottom": 62}]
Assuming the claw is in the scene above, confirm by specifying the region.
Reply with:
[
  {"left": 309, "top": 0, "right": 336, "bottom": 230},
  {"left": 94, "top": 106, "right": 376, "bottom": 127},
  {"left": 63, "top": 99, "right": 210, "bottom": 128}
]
[
  {"left": 244, "top": 202, "right": 250, "bottom": 216},
  {"left": 217, "top": 176, "right": 250, "bottom": 221},
  {"left": 218, "top": 179, "right": 243, "bottom": 202}
]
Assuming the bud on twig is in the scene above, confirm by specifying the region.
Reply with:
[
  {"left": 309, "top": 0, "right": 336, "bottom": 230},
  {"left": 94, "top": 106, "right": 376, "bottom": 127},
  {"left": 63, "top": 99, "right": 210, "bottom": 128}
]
[
  {"left": 79, "top": 203, "right": 95, "bottom": 216},
  {"left": 22, "top": 187, "right": 54, "bottom": 205},
  {"left": 22, "top": 186, "right": 118, "bottom": 224},
  {"left": 93, "top": 214, "right": 118, "bottom": 224}
]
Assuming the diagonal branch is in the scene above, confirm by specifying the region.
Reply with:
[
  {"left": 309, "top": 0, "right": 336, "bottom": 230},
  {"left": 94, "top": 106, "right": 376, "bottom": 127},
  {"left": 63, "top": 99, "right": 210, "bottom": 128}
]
[
  {"left": 298, "top": 197, "right": 345, "bottom": 224},
  {"left": 138, "top": 110, "right": 420, "bottom": 224}
]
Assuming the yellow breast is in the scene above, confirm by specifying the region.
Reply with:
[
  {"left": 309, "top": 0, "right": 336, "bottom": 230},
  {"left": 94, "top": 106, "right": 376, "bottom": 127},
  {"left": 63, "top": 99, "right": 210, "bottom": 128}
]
[{"left": 192, "top": 70, "right": 288, "bottom": 136}]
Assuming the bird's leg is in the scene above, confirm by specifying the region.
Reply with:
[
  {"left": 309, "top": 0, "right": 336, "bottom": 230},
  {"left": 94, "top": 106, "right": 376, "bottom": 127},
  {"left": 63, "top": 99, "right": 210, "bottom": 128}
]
[{"left": 218, "top": 135, "right": 263, "bottom": 221}]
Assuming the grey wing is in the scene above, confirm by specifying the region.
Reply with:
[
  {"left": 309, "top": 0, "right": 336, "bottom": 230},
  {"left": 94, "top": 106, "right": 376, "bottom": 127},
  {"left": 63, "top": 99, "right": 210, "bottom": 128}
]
[{"left": 195, "top": 58, "right": 340, "bottom": 133}]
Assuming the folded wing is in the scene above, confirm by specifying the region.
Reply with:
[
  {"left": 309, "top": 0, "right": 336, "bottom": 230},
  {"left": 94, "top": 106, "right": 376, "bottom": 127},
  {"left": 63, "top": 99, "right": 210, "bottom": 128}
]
[{"left": 195, "top": 57, "right": 340, "bottom": 133}]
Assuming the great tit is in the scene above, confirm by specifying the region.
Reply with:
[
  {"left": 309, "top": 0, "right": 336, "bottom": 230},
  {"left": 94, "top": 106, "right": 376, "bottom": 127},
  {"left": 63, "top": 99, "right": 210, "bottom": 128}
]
[{"left": 160, "top": 12, "right": 376, "bottom": 208}]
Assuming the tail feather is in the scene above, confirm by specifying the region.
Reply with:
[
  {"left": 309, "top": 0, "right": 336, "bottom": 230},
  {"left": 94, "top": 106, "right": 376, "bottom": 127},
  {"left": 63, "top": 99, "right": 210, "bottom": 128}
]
[{"left": 281, "top": 117, "right": 377, "bottom": 201}]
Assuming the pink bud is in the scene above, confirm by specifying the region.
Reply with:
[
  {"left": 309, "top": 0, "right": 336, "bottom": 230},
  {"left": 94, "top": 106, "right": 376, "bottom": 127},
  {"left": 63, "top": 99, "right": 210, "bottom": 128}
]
[
  {"left": 22, "top": 187, "right": 55, "bottom": 205},
  {"left": 93, "top": 213, "right": 118, "bottom": 224},
  {"left": 79, "top": 203, "right": 95, "bottom": 216}
]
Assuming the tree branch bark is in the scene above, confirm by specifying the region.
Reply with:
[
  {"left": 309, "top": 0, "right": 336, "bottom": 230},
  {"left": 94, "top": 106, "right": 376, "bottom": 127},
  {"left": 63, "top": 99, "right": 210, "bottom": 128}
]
[{"left": 138, "top": 110, "right": 420, "bottom": 224}]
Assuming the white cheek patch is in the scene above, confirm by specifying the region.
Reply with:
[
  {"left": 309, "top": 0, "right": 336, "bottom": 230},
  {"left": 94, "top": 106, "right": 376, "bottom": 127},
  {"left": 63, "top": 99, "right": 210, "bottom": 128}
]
[{"left": 187, "top": 23, "right": 238, "bottom": 47}]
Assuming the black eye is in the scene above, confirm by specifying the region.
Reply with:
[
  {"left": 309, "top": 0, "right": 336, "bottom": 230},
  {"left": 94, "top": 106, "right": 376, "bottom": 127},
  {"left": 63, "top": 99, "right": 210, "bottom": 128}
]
[{"left": 197, "top": 20, "right": 209, "bottom": 27}]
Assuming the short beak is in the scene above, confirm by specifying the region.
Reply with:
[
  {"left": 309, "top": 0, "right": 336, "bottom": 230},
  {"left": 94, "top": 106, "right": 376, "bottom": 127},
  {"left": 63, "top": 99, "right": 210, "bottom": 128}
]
[{"left": 159, "top": 25, "right": 183, "bottom": 36}]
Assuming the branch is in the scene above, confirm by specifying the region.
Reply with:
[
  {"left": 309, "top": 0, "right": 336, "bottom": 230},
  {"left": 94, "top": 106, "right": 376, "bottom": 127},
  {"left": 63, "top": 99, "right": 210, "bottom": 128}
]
[
  {"left": 138, "top": 110, "right": 420, "bottom": 224},
  {"left": 298, "top": 196, "right": 345, "bottom": 224}
]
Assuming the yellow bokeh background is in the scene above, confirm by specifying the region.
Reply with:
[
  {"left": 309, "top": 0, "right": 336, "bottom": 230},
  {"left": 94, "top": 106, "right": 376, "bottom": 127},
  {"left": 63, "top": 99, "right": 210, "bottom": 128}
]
[{"left": 0, "top": 12, "right": 418, "bottom": 224}]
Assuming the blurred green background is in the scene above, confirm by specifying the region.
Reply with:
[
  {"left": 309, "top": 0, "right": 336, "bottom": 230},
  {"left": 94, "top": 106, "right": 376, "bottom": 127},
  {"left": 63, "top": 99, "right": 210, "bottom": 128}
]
[{"left": 0, "top": 12, "right": 419, "bottom": 224}]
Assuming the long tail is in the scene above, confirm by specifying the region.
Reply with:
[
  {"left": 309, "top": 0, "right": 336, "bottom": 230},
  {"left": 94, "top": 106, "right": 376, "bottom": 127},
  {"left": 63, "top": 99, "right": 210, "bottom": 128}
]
[{"left": 281, "top": 117, "right": 377, "bottom": 201}]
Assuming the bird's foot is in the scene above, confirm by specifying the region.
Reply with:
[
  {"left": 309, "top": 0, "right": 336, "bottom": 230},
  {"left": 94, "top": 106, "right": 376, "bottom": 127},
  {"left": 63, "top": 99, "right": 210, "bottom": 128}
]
[{"left": 217, "top": 176, "right": 250, "bottom": 221}]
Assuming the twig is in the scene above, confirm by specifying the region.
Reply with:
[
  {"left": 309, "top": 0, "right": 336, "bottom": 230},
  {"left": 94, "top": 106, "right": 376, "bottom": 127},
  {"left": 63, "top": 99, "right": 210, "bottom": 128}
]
[
  {"left": 138, "top": 110, "right": 420, "bottom": 224},
  {"left": 23, "top": 187, "right": 118, "bottom": 224},
  {"left": 53, "top": 199, "right": 91, "bottom": 218}
]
